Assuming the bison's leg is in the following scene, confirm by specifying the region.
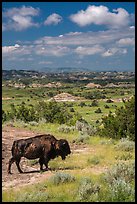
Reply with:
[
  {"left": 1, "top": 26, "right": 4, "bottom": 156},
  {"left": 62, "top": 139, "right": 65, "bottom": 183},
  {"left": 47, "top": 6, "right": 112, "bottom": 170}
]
[
  {"left": 43, "top": 157, "right": 50, "bottom": 171},
  {"left": 15, "top": 158, "right": 23, "bottom": 173},
  {"left": 39, "top": 157, "right": 44, "bottom": 171},
  {"left": 8, "top": 157, "right": 15, "bottom": 174}
]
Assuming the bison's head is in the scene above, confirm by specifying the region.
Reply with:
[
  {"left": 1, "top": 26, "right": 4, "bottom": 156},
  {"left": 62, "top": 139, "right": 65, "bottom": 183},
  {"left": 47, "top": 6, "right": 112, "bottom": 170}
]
[{"left": 56, "top": 139, "right": 71, "bottom": 160}]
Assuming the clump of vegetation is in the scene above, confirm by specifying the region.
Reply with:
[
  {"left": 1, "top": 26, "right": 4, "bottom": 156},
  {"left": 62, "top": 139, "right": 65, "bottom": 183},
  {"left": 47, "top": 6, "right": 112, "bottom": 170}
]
[
  {"left": 77, "top": 177, "right": 100, "bottom": 201},
  {"left": 100, "top": 138, "right": 115, "bottom": 145},
  {"left": 3, "top": 101, "right": 83, "bottom": 126},
  {"left": 2, "top": 110, "right": 7, "bottom": 123},
  {"left": 58, "top": 124, "right": 75, "bottom": 133},
  {"left": 75, "top": 120, "right": 96, "bottom": 136},
  {"left": 6, "top": 103, "right": 39, "bottom": 123},
  {"left": 73, "top": 121, "right": 97, "bottom": 144},
  {"left": 89, "top": 100, "right": 98, "bottom": 107},
  {"left": 87, "top": 156, "right": 100, "bottom": 165},
  {"left": 103, "top": 161, "right": 135, "bottom": 184},
  {"left": 78, "top": 102, "right": 87, "bottom": 107},
  {"left": 102, "top": 161, "right": 135, "bottom": 202},
  {"left": 28, "top": 121, "right": 39, "bottom": 126},
  {"left": 114, "top": 138, "right": 135, "bottom": 151},
  {"left": 50, "top": 172, "right": 75, "bottom": 185},
  {"left": 14, "top": 191, "right": 49, "bottom": 202},
  {"left": 75, "top": 120, "right": 88, "bottom": 131},
  {"left": 107, "top": 178, "right": 135, "bottom": 202},
  {"left": 82, "top": 91, "right": 106, "bottom": 100},
  {"left": 106, "top": 99, "right": 114, "bottom": 103},
  {"left": 96, "top": 119, "right": 100, "bottom": 124},
  {"left": 95, "top": 108, "right": 102, "bottom": 113},
  {"left": 104, "top": 104, "right": 109, "bottom": 109},
  {"left": 74, "top": 133, "right": 90, "bottom": 144},
  {"left": 15, "top": 119, "right": 28, "bottom": 128},
  {"left": 99, "top": 96, "right": 135, "bottom": 141},
  {"left": 115, "top": 152, "right": 133, "bottom": 161}
]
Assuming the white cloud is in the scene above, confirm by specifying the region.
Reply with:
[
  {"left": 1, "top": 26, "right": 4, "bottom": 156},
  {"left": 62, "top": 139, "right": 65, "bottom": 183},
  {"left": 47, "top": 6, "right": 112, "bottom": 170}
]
[
  {"left": 116, "top": 38, "right": 135, "bottom": 46},
  {"left": 75, "top": 45, "right": 104, "bottom": 55},
  {"left": 3, "top": 6, "right": 40, "bottom": 31},
  {"left": 130, "top": 26, "right": 135, "bottom": 29},
  {"left": 66, "top": 32, "right": 82, "bottom": 36},
  {"left": 2, "top": 44, "right": 31, "bottom": 56},
  {"left": 38, "top": 61, "right": 53, "bottom": 64},
  {"left": 3, "top": 5, "right": 40, "bottom": 17},
  {"left": 2, "top": 23, "right": 6, "bottom": 31},
  {"left": 34, "top": 27, "right": 134, "bottom": 46},
  {"left": 70, "top": 5, "right": 130, "bottom": 28},
  {"left": 102, "top": 47, "right": 127, "bottom": 57},
  {"left": 2, "top": 26, "right": 134, "bottom": 60},
  {"left": 44, "top": 13, "right": 62, "bottom": 25},
  {"left": 2, "top": 44, "right": 20, "bottom": 54},
  {"left": 35, "top": 45, "right": 70, "bottom": 57}
]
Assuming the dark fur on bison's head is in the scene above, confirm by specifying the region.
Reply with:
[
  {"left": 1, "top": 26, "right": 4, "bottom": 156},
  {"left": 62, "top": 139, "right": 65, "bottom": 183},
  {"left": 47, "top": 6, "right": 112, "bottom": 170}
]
[{"left": 56, "top": 139, "right": 71, "bottom": 160}]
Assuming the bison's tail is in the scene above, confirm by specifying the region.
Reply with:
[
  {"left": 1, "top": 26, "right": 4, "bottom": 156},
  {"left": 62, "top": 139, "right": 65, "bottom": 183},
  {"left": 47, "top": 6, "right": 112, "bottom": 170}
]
[{"left": 11, "top": 140, "right": 18, "bottom": 156}]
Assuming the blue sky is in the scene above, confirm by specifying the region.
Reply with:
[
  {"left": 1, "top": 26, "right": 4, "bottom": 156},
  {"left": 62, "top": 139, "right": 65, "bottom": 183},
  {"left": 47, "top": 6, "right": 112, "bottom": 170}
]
[{"left": 2, "top": 2, "right": 135, "bottom": 71}]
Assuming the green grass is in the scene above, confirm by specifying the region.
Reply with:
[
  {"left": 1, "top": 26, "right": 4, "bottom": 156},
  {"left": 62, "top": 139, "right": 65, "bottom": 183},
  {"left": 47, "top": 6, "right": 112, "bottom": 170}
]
[{"left": 3, "top": 159, "right": 135, "bottom": 202}]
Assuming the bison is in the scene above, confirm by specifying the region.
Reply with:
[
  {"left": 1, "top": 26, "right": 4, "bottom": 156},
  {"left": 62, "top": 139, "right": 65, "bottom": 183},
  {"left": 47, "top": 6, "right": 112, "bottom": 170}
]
[{"left": 8, "top": 134, "right": 71, "bottom": 174}]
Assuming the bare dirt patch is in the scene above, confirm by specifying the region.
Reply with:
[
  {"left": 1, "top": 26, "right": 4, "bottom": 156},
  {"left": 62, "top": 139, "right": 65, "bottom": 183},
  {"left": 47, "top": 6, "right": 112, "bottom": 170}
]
[{"left": 2, "top": 97, "right": 12, "bottom": 100}]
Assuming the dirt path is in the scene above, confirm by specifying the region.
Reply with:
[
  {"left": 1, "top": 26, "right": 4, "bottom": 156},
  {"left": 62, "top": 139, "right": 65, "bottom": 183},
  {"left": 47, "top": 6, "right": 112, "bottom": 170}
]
[{"left": 2, "top": 125, "right": 108, "bottom": 191}]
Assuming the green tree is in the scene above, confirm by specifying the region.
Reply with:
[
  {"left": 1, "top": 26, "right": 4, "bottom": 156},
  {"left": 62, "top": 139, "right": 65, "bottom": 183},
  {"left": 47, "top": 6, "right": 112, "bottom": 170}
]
[
  {"left": 2, "top": 110, "right": 7, "bottom": 123},
  {"left": 95, "top": 108, "right": 102, "bottom": 113},
  {"left": 99, "top": 96, "right": 135, "bottom": 141}
]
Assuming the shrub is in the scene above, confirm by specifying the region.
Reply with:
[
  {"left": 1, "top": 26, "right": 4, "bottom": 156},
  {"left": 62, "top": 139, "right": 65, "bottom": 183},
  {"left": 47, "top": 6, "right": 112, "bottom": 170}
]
[
  {"left": 77, "top": 177, "right": 100, "bottom": 201},
  {"left": 107, "top": 178, "right": 135, "bottom": 202},
  {"left": 82, "top": 126, "right": 97, "bottom": 136},
  {"left": 87, "top": 156, "right": 100, "bottom": 165},
  {"left": 58, "top": 124, "right": 75, "bottom": 133},
  {"left": 91, "top": 100, "right": 98, "bottom": 107},
  {"left": 75, "top": 120, "right": 96, "bottom": 136},
  {"left": 103, "top": 161, "right": 135, "bottom": 184},
  {"left": 100, "top": 138, "right": 115, "bottom": 145},
  {"left": 16, "top": 103, "right": 39, "bottom": 122},
  {"left": 115, "top": 152, "right": 133, "bottom": 161},
  {"left": 70, "top": 107, "right": 75, "bottom": 112},
  {"left": 15, "top": 120, "right": 28, "bottom": 128},
  {"left": 2, "top": 110, "right": 7, "bottom": 123},
  {"left": 99, "top": 96, "right": 135, "bottom": 141},
  {"left": 28, "top": 121, "right": 39, "bottom": 126},
  {"left": 95, "top": 108, "right": 102, "bottom": 113},
  {"left": 114, "top": 138, "right": 135, "bottom": 152},
  {"left": 75, "top": 120, "right": 87, "bottom": 131},
  {"left": 50, "top": 172, "right": 75, "bottom": 185},
  {"left": 102, "top": 161, "right": 135, "bottom": 202},
  {"left": 96, "top": 120, "right": 100, "bottom": 124},
  {"left": 106, "top": 99, "right": 114, "bottom": 103},
  {"left": 74, "top": 133, "right": 90, "bottom": 144},
  {"left": 38, "top": 118, "right": 47, "bottom": 124},
  {"left": 104, "top": 104, "right": 109, "bottom": 109},
  {"left": 79, "top": 102, "right": 86, "bottom": 107},
  {"left": 3, "top": 100, "right": 83, "bottom": 126},
  {"left": 14, "top": 191, "right": 49, "bottom": 202}
]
